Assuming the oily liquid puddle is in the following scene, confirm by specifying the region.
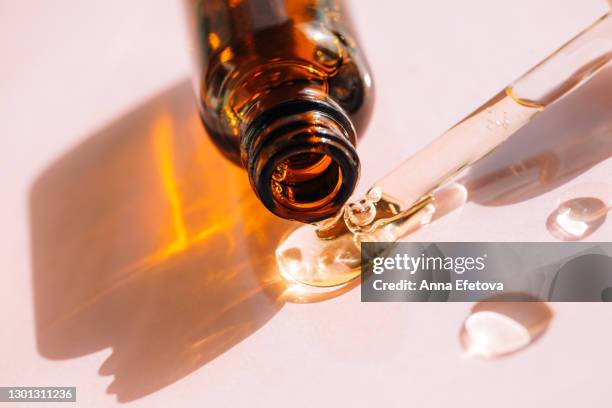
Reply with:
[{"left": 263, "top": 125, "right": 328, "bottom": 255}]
[
  {"left": 546, "top": 183, "right": 612, "bottom": 241},
  {"left": 276, "top": 191, "right": 441, "bottom": 294},
  {"left": 460, "top": 294, "right": 553, "bottom": 359},
  {"left": 276, "top": 224, "right": 361, "bottom": 290}
]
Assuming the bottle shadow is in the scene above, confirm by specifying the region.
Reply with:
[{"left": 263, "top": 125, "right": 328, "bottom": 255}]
[
  {"left": 459, "top": 65, "right": 612, "bottom": 205},
  {"left": 29, "top": 80, "right": 294, "bottom": 402}
]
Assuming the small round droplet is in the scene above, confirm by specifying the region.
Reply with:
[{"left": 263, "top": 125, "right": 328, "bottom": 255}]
[
  {"left": 546, "top": 197, "right": 608, "bottom": 241},
  {"left": 346, "top": 198, "right": 377, "bottom": 227},
  {"left": 366, "top": 186, "right": 382, "bottom": 202},
  {"left": 460, "top": 293, "right": 553, "bottom": 359}
]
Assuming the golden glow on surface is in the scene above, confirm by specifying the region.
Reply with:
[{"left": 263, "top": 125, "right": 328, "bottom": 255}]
[
  {"left": 30, "top": 82, "right": 296, "bottom": 402},
  {"left": 150, "top": 114, "right": 230, "bottom": 258},
  {"left": 153, "top": 114, "right": 189, "bottom": 254}
]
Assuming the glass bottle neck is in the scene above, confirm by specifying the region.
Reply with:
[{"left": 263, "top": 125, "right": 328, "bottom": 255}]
[{"left": 243, "top": 98, "right": 360, "bottom": 223}]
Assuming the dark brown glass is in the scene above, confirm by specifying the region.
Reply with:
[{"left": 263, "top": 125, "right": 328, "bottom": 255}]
[{"left": 185, "top": 0, "right": 373, "bottom": 222}]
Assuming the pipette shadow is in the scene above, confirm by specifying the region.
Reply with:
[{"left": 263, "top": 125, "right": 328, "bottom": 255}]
[
  {"left": 29, "top": 80, "right": 294, "bottom": 402},
  {"left": 459, "top": 65, "right": 612, "bottom": 205}
]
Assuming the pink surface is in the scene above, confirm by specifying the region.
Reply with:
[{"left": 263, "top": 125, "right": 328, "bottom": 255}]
[{"left": 1, "top": 0, "right": 611, "bottom": 407}]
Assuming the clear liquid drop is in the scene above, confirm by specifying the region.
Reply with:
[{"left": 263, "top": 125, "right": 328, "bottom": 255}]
[
  {"left": 366, "top": 186, "right": 383, "bottom": 202},
  {"left": 546, "top": 196, "right": 608, "bottom": 241},
  {"left": 276, "top": 224, "right": 361, "bottom": 290},
  {"left": 460, "top": 294, "right": 553, "bottom": 359},
  {"left": 346, "top": 198, "right": 377, "bottom": 227}
]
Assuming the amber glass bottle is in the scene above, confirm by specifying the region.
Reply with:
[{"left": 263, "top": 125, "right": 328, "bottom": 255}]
[{"left": 185, "top": 0, "right": 373, "bottom": 222}]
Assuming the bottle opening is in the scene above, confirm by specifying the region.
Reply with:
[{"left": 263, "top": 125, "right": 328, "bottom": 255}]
[
  {"left": 245, "top": 99, "right": 360, "bottom": 223},
  {"left": 271, "top": 152, "right": 343, "bottom": 210}
]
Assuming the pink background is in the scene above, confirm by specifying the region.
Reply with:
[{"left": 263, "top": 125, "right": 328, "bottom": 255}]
[{"left": 1, "top": 0, "right": 611, "bottom": 406}]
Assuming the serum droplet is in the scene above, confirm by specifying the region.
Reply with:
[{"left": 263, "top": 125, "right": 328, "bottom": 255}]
[
  {"left": 276, "top": 224, "right": 361, "bottom": 289},
  {"left": 460, "top": 294, "right": 553, "bottom": 359},
  {"left": 546, "top": 197, "right": 608, "bottom": 241}
]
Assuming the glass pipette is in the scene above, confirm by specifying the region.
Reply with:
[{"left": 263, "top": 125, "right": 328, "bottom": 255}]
[{"left": 277, "top": 11, "right": 612, "bottom": 290}]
